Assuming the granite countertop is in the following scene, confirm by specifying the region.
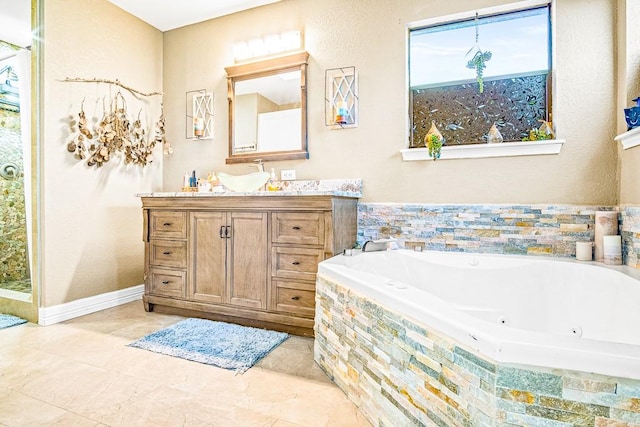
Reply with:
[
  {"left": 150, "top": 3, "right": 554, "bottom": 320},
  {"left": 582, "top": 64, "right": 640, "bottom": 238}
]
[{"left": 137, "top": 179, "right": 363, "bottom": 198}]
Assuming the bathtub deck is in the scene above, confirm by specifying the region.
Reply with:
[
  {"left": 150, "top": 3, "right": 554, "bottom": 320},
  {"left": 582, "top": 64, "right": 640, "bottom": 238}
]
[{"left": 314, "top": 274, "right": 640, "bottom": 427}]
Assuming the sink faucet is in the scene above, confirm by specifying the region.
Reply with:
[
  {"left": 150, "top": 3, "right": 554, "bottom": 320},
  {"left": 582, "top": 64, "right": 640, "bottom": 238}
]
[{"left": 253, "top": 159, "right": 265, "bottom": 173}]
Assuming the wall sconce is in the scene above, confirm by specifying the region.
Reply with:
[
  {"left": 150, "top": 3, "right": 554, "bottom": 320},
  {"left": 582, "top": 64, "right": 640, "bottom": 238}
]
[
  {"left": 233, "top": 30, "right": 302, "bottom": 62},
  {"left": 186, "top": 90, "right": 213, "bottom": 140},
  {"left": 325, "top": 66, "right": 358, "bottom": 129}
]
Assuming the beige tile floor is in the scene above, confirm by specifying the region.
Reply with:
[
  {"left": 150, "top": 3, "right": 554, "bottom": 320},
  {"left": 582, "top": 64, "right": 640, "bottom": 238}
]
[{"left": 0, "top": 301, "right": 371, "bottom": 427}]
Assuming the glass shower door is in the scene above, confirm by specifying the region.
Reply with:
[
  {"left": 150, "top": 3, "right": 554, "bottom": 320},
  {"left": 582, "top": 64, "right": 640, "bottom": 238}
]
[{"left": 0, "top": 43, "right": 31, "bottom": 296}]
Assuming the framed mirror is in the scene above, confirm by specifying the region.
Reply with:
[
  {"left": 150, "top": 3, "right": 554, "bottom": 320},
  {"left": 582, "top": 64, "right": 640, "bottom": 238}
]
[{"left": 225, "top": 51, "right": 309, "bottom": 164}]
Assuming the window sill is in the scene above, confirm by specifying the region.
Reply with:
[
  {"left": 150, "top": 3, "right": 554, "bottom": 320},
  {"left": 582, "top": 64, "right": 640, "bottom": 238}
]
[
  {"left": 400, "top": 139, "right": 565, "bottom": 161},
  {"left": 614, "top": 127, "right": 640, "bottom": 150}
]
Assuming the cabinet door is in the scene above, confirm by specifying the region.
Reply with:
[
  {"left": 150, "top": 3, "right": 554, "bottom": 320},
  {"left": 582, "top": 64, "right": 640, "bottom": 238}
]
[
  {"left": 228, "top": 212, "right": 268, "bottom": 309},
  {"left": 190, "top": 211, "right": 227, "bottom": 304}
]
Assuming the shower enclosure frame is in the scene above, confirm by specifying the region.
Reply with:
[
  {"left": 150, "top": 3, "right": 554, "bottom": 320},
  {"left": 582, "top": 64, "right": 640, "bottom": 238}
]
[{"left": 0, "top": 0, "right": 42, "bottom": 323}]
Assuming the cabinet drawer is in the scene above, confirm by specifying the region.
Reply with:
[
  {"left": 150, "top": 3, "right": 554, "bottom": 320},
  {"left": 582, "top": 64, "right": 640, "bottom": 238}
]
[
  {"left": 150, "top": 240, "right": 187, "bottom": 269},
  {"left": 150, "top": 211, "right": 187, "bottom": 239},
  {"left": 273, "top": 280, "right": 315, "bottom": 317},
  {"left": 272, "top": 212, "right": 324, "bottom": 246},
  {"left": 272, "top": 247, "right": 324, "bottom": 281},
  {"left": 149, "top": 268, "right": 186, "bottom": 298}
]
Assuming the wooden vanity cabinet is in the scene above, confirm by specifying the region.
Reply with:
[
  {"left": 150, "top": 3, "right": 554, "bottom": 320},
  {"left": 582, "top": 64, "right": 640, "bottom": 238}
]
[
  {"left": 146, "top": 211, "right": 188, "bottom": 299},
  {"left": 141, "top": 195, "right": 357, "bottom": 336},
  {"left": 190, "top": 211, "right": 268, "bottom": 309}
]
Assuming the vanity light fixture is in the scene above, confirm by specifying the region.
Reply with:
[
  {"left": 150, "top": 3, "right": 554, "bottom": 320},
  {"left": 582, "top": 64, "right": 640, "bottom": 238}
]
[
  {"left": 325, "top": 66, "right": 358, "bottom": 129},
  {"left": 233, "top": 30, "right": 302, "bottom": 62}
]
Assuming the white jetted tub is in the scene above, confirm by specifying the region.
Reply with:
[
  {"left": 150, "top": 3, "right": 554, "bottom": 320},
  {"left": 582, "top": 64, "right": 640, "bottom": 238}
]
[{"left": 317, "top": 249, "right": 640, "bottom": 380}]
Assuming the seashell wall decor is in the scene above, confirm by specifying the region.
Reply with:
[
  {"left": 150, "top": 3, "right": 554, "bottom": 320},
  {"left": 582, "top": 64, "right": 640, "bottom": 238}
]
[{"left": 63, "top": 77, "right": 171, "bottom": 168}]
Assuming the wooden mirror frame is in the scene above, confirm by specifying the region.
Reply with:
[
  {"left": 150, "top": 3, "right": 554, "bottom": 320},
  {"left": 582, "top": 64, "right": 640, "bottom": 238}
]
[{"left": 225, "top": 51, "right": 309, "bottom": 164}]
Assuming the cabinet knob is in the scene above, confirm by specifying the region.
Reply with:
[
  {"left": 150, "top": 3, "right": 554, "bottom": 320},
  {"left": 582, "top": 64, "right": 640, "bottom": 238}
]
[
  {"left": 163, "top": 222, "right": 172, "bottom": 226},
  {"left": 292, "top": 226, "right": 301, "bottom": 230},
  {"left": 162, "top": 251, "right": 171, "bottom": 255},
  {"left": 291, "top": 296, "right": 300, "bottom": 300},
  {"left": 292, "top": 261, "right": 300, "bottom": 265},
  {"left": 161, "top": 280, "right": 170, "bottom": 285}
]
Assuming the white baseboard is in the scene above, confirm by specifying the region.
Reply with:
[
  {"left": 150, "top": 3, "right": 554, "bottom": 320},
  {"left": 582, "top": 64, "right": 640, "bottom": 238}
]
[{"left": 38, "top": 284, "right": 144, "bottom": 326}]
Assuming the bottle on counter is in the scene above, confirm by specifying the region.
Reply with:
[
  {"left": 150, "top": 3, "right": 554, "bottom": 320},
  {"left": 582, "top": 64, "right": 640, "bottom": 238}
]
[
  {"left": 267, "top": 168, "right": 280, "bottom": 191},
  {"left": 183, "top": 171, "right": 190, "bottom": 188}
]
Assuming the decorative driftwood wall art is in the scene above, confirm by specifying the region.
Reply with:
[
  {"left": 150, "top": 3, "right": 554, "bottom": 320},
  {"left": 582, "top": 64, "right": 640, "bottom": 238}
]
[{"left": 63, "top": 77, "right": 171, "bottom": 168}]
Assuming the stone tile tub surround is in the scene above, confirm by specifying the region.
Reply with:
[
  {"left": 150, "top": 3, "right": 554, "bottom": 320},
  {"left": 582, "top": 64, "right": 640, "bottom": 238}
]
[
  {"left": 357, "top": 203, "right": 640, "bottom": 264},
  {"left": 621, "top": 206, "right": 640, "bottom": 269},
  {"left": 315, "top": 273, "right": 640, "bottom": 427}
]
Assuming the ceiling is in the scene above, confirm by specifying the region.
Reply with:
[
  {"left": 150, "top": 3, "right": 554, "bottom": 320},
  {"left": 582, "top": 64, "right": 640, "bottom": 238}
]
[
  {"left": 0, "top": 0, "right": 282, "bottom": 47},
  {"left": 105, "top": 0, "right": 282, "bottom": 31}
]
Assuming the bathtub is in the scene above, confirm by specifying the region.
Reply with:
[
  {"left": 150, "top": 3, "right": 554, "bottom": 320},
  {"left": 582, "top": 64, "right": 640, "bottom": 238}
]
[{"left": 316, "top": 249, "right": 640, "bottom": 381}]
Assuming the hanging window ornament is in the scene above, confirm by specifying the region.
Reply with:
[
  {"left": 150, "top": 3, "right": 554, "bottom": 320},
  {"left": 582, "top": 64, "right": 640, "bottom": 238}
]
[{"left": 465, "top": 12, "right": 492, "bottom": 94}]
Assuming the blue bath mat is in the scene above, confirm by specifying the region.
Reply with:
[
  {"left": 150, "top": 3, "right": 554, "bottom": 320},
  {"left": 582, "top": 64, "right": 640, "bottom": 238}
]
[
  {"left": 0, "top": 314, "right": 27, "bottom": 330},
  {"left": 128, "top": 318, "right": 288, "bottom": 373}
]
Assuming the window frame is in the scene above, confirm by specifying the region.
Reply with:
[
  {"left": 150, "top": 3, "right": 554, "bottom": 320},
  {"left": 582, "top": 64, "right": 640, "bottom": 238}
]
[{"left": 406, "top": 0, "right": 555, "bottom": 150}]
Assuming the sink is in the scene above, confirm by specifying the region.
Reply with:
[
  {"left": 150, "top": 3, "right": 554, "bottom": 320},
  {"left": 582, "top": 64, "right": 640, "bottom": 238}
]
[{"left": 216, "top": 171, "right": 270, "bottom": 192}]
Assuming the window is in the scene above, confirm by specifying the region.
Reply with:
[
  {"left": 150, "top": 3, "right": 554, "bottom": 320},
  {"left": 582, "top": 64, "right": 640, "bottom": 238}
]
[{"left": 408, "top": 5, "right": 552, "bottom": 147}]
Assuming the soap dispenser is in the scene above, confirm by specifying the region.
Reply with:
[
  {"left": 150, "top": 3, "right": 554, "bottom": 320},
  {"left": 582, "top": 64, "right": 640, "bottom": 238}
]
[{"left": 267, "top": 168, "right": 279, "bottom": 191}]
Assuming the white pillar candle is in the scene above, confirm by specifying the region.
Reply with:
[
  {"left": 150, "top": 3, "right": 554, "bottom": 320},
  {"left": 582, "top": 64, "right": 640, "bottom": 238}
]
[
  {"left": 575, "top": 241, "right": 593, "bottom": 261},
  {"left": 594, "top": 211, "right": 618, "bottom": 261},
  {"left": 602, "top": 234, "right": 622, "bottom": 265}
]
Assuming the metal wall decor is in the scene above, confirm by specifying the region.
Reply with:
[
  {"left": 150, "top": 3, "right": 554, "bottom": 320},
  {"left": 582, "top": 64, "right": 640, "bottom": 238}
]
[
  {"left": 186, "top": 90, "right": 214, "bottom": 140},
  {"left": 325, "top": 66, "right": 358, "bottom": 129}
]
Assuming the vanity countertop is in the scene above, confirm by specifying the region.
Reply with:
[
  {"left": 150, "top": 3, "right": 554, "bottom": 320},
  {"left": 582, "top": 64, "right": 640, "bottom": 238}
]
[
  {"left": 137, "top": 189, "right": 362, "bottom": 198},
  {"left": 136, "top": 179, "right": 363, "bottom": 199}
]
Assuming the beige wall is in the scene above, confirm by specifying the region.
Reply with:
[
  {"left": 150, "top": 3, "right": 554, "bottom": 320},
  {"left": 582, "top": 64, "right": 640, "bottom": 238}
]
[
  {"left": 35, "top": 0, "right": 629, "bottom": 306},
  {"left": 162, "top": 0, "right": 618, "bottom": 204},
  {"left": 42, "top": 0, "right": 163, "bottom": 306},
  {"left": 618, "top": 0, "right": 640, "bottom": 205}
]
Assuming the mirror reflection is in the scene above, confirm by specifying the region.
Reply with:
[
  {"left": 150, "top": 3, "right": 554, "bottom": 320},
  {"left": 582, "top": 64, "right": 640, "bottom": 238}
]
[
  {"left": 226, "top": 51, "right": 309, "bottom": 164},
  {"left": 233, "top": 71, "right": 301, "bottom": 154}
]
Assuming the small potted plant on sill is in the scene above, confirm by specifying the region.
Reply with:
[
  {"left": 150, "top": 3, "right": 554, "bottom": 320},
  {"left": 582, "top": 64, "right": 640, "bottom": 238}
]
[
  {"left": 522, "top": 120, "right": 555, "bottom": 141},
  {"left": 425, "top": 121, "right": 444, "bottom": 160}
]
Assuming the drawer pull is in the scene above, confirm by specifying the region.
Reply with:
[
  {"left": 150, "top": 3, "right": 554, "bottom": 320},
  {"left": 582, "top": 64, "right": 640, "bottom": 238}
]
[
  {"left": 163, "top": 222, "right": 172, "bottom": 226},
  {"left": 292, "top": 226, "right": 301, "bottom": 230},
  {"left": 161, "top": 280, "right": 170, "bottom": 285},
  {"left": 292, "top": 261, "right": 300, "bottom": 265},
  {"left": 162, "top": 251, "right": 171, "bottom": 255},
  {"left": 291, "top": 296, "right": 300, "bottom": 300}
]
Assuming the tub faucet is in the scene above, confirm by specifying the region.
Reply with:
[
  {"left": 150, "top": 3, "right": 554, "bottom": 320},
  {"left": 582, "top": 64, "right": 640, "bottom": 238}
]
[{"left": 362, "top": 240, "right": 389, "bottom": 252}]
